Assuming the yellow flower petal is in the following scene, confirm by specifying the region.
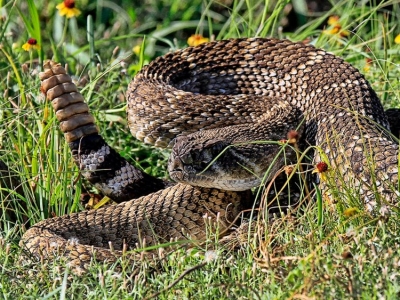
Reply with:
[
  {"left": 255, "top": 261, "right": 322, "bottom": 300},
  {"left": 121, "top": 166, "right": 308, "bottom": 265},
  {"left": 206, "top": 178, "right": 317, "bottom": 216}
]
[
  {"left": 340, "top": 29, "right": 350, "bottom": 37},
  {"left": 343, "top": 207, "right": 359, "bottom": 217},
  {"left": 327, "top": 15, "right": 340, "bottom": 26},
  {"left": 22, "top": 43, "right": 31, "bottom": 51},
  {"left": 323, "top": 27, "right": 340, "bottom": 35},
  {"left": 395, "top": 34, "right": 400, "bottom": 44},
  {"left": 187, "top": 34, "right": 209, "bottom": 47},
  {"left": 320, "top": 172, "right": 327, "bottom": 182},
  {"left": 133, "top": 45, "right": 141, "bottom": 55},
  {"left": 56, "top": 3, "right": 65, "bottom": 10},
  {"left": 67, "top": 8, "right": 81, "bottom": 18}
]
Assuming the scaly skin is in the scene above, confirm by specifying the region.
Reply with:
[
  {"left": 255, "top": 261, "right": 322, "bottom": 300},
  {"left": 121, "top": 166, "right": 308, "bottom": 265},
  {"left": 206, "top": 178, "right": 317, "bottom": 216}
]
[
  {"left": 20, "top": 61, "right": 252, "bottom": 270},
  {"left": 21, "top": 182, "right": 250, "bottom": 271},
  {"left": 20, "top": 38, "right": 399, "bottom": 270},
  {"left": 128, "top": 38, "right": 399, "bottom": 208},
  {"left": 39, "top": 62, "right": 169, "bottom": 202}
]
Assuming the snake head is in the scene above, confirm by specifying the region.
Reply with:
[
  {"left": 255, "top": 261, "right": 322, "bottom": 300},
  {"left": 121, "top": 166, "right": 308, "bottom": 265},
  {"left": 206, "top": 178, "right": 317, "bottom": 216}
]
[
  {"left": 168, "top": 128, "right": 298, "bottom": 191},
  {"left": 168, "top": 135, "right": 228, "bottom": 183}
]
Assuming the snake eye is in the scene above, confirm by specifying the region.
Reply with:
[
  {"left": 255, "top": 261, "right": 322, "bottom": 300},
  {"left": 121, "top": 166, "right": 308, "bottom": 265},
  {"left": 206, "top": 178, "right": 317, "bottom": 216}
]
[
  {"left": 195, "top": 148, "right": 219, "bottom": 170},
  {"left": 200, "top": 148, "right": 213, "bottom": 165},
  {"left": 196, "top": 142, "right": 229, "bottom": 168},
  {"left": 181, "top": 153, "right": 193, "bottom": 164}
]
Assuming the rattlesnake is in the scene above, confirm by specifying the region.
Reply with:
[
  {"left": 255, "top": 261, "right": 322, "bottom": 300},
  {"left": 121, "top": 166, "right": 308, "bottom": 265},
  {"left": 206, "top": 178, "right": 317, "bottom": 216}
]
[{"left": 20, "top": 38, "right": 399, "bottom": 270}]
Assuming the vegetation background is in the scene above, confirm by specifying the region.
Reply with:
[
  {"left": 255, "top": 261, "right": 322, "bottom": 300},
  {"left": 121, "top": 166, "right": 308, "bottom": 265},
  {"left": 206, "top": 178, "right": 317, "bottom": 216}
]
[{"left": 0, "top": 0, "right": 399, "bottom": 298}]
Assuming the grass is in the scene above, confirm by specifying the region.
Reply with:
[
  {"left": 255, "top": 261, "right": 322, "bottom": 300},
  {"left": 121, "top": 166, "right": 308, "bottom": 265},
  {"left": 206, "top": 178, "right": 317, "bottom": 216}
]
[{"left": 0, "top": 0, "right": 400, "bottom": 298}]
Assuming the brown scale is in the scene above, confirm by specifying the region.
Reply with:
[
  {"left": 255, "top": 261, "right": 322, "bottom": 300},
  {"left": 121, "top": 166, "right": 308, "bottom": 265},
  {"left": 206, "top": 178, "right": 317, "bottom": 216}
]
[
  {"left": 127, "top": 38, "right": 398, "bottom": 206},
  {"left": 21, "top": 61, "right": 252, "bottom": 270},
  {"left": 22, "top": 183, "right": 249, "bottom": 271},
  {"left": 20, "top": 38, "right": 399, "bottom": 271}
]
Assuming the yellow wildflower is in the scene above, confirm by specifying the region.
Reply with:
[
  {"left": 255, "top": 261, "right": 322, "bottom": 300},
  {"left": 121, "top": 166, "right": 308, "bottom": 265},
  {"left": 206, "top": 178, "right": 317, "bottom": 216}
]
[
  {"left": 312, "top": 161, "right": 329, "bottom": 181},
  {"left": 187, "top": 34, "right": 209, "bottom": 47},
  {"left": 327, "top": 15, "right": 340, "bottom": 26},
  {"left": 133, "top": 45, "right": 141, "bottom": 56},
  {"left": 323, "top": 15, "right": 349, "bottom": 37},
  {"left": 324, "top": 27, "right": 340, "bottom": 35},
  {"left": 339, "top": 29, "right": 350, "bottom": 37},
  {"left": 395, "top": 34, "right": 400, "bottom": 44},
  {"left": 22, "top": 38, "right": 39, "bottom": 51},
  {"left": 343, "top": 207, "right": 359, "bottom": 217},
  {"left": 363, "top": 58, "right": 372, "bottom": 72},
  {"left": 56, "top": 0, "right": 81, "bottom": 18},
  {"left": 287, "top": 129, "right": 299, "bottom": 144}
]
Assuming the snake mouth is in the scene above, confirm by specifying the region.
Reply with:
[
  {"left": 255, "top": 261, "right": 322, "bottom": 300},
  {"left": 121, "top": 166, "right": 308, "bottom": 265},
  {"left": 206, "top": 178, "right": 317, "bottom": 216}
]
[
  {"left": 168, "top": 134, "right": 284, "bottom": 191},
  {"left": 169, "top": 164, "right": 262, "bottom": 191},
  {"left": 184, "top": 175, "right": 262, "bottom": 191},
  {"left": 169, "top": 169, "right": 185, "bottom": 182}
]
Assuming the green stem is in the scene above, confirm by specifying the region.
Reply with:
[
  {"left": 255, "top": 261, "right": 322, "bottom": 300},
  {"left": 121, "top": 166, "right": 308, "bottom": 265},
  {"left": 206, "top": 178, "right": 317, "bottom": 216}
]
[
  {"left": 56, "top": 17, "right": 69, "bottom": 49},
  {"left": 0, "top": 47, "right": 26, "bottom": 106}
]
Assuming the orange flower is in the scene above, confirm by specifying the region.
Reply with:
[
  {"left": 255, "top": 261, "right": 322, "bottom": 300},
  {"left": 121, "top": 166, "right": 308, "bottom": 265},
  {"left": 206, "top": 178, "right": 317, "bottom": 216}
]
[
  {"left": 56, "top": 0, "right": 81, "bottom": 18},
  {"left": 312, "top": 161, "right": 329, "bottom": 181},
  {"left": 22, "top": 38, "right": 39, "bottom": 51},
  {"left": 187, "top": 34, "right": 209, "bottom": 47},
  {"left": 323, "top": 15, "right": 349, "bottom": 37}
]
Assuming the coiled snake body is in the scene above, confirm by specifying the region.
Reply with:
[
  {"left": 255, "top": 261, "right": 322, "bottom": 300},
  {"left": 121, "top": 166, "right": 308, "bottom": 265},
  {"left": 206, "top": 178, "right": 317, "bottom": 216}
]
[{"left": 20, "top": 38, "right": 399, "bottom": 270}]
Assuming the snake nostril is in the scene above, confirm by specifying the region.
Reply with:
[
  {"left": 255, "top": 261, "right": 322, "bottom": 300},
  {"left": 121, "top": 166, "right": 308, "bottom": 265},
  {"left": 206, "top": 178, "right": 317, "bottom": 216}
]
[
  {"left": 168, "top": 157, "right": 185, "bottom": 182},
  {"left": 168, "top": 156, "right": 184, "bottom": 173}
]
